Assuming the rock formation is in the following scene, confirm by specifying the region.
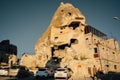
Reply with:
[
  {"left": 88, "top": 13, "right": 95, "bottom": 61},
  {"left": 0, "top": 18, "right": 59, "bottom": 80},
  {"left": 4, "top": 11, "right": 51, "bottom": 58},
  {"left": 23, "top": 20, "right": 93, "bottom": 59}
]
[
  {"left": 20, "top": 2, "right": 120, "bottom": 78},
  {"left": 34, "top": 2, "right": 94, "bottom": 77},
  {"left": 35, "top": 2, "right": 85, "bottom": 64}
]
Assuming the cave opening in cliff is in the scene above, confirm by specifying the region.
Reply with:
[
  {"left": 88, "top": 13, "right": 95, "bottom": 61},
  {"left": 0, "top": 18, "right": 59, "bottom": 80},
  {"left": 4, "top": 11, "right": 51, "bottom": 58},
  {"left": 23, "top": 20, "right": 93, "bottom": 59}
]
[
  {"left": 51, "top": 44, "right": 70, "bottom": 56},
  {"left": 58, "top": 44, "right": 70, "bottom": 50},
  {"left": 69, "top": 21, "right": 80, "bottom": 30},
  {"left": 51, "top": 47, "right": 55, "bottom": 56},
  {"left": 70, "top": 39, "right": 78, "bottom": 44}
]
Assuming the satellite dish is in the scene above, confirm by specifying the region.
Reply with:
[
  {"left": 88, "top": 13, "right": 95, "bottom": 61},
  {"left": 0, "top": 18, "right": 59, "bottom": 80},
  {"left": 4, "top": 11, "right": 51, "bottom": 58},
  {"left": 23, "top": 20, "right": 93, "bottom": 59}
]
[{"left": 113, "top": 17, "right": 120, "bottom": 20}]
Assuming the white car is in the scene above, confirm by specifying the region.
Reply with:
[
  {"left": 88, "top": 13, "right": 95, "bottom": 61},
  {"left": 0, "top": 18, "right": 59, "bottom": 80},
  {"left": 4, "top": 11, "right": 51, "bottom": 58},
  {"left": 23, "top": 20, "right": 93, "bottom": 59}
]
[
  {"left": 54, "top": 68, "right": 70, "bottom": 79},
  {"left": 0, "top": 67, "right": 9, "bottom": 76},
  {"left": 36, "top": 68, "right": 49, "bottom": 78}
]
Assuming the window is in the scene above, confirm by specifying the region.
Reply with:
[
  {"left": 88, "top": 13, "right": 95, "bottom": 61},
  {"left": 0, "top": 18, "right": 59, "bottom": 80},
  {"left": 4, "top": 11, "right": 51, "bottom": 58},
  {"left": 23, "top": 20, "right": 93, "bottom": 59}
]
[
  {"left": 84, "top": 26, "right": 90, "bottom": 34},
  {"left": 86, "top": 38, "right": 89, "bottom": 40},
  {"left": 70, "top": 39, "right": 78, "bottom": 44},
  {"left": 61, "top": 10, "right": 64, "bottom": 12},
  {"left": 60, "top": 27, "right": 63, "bottom": 30},
  {"left": 114, "top": 65, "right": 117, "bottom": 69},
  {"left": 94, "top": 48, "right": 98, "bottom": 53},
  {"left": 112, "top": 52, "right": 115, "bottom": 54},
  {"left": 94, "top": 48, "right": 99, "bottom": 58},
  {"left": 68, "top": 12, "right": 72, "bottom": 16},
  {"left": 86, "top": 38, "right": 90, "bottom": 43},
  {"left": 105, "top": 65, "right": 109, "bottom": 67},
  {"left": 55, "top": 37, "right": 58, "bottom": 40},
  {"left": 60, "top": 31, "right": 63, "bottom": 33}
]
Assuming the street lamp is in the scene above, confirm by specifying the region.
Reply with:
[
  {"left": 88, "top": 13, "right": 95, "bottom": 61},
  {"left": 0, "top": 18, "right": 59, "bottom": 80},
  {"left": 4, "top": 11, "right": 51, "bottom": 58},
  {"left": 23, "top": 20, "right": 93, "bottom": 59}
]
[{"left": 113, "top": 17, "right": 120, "bottom": 21}]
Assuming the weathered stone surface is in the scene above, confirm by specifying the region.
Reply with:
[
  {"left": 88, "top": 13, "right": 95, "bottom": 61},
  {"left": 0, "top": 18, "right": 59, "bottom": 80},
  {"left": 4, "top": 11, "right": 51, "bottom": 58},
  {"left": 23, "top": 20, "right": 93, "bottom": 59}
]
[
  {"left": 20, "top": 54, "right": 37, "bottom": 69},
  {"left": 20, "top": 2, "right": 120, "bottom": 78},
  {"left": 35, "top": 2, "right": 86, "bottom": 70},
  {"left": 8, "top": 54, "right": 18, "bottom": 67}
]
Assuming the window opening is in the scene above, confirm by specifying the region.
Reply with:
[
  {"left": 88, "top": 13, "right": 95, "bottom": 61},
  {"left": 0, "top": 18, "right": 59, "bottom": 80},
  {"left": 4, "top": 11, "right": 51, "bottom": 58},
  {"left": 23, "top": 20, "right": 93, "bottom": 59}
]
[
  {"left": 60, "top": 31, "right": 63, "bottom": 33},
  {"left": 86, "top": 38, "right": 89, "bottom": 43},
  {"left": 60, "top": 27, "right": 63, "bottom": 30},
  {"left": 69, "top": 22, "right": 80, "bottom": 30},
  {"left": 86, "top": 38, "right": 89, "bottom": 40},
  {"left": 68, "top": 12, "right": 72, "bottom": 16},
  {"left": 94, "top": 48, "right": 98, "bottom": 53},
  {"left": 51, "top": 47, "right": 55, "bottom": 57},
  {"left": 112, "top": 52, "right": 115, "bottom": 54},
  {"left": 70, "top": 39, "right": 78, "bottom": 44},
  {"left": 114, "top": 65, "right": 117, "bottom": 69},
  {"left": 105, "top": 65, "right": 109, "bottom": 67},
  {"left": 58, "top": 44, "right": 69, "bottom": 50},
  {"left": 61, "top": 10, "right": 64, "bottom": 12}
]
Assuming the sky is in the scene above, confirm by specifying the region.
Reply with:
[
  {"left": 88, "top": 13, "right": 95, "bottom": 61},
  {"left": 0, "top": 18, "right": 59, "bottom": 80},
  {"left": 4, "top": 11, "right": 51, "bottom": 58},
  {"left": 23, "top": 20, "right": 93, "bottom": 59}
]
[{"left": 0, "top": 0, "right": 120, "bottom": 58}]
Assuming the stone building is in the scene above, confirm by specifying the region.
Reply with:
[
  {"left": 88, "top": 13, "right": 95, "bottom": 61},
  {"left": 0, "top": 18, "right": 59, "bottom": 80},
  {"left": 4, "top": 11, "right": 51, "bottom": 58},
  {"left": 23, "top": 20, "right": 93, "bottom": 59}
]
[
  {"left": 0, "top": 40, "right": 18, "bottom": 67},
  {"left": 21, "top": 3, "right": 120, "bottom": 78}
]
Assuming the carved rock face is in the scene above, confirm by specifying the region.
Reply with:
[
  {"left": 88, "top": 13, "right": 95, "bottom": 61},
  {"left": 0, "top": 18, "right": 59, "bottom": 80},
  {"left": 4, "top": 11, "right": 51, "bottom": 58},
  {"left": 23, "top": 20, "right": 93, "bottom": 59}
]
[
  {"left": 34, "top": 3, "right": 87, "bottom": 77},
  {"left": 21, "top": 3, "right": 120, "bottom": 78},
  {"left": 50, "top": 3, "right": 85, "bottom": 28},
  {"left": 35, "top": 3, "right": 85, "bottom": 56}
]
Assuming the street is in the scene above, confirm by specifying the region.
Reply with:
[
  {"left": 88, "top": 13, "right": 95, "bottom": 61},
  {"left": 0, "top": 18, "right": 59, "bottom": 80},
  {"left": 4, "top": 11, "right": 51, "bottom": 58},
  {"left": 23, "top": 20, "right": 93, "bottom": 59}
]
[
  {"left": 0, "top": 76, "right": 67, "bottom": 80},
  {"left": 1, "top": 72, "right": 120, "bottom": 80}
]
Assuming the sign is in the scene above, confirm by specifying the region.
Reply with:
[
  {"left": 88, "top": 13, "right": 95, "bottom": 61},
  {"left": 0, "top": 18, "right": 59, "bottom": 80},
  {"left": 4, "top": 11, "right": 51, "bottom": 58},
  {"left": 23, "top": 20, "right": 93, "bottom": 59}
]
[{"left": 94, "top": 53, "right": 99, "bottom": 58}]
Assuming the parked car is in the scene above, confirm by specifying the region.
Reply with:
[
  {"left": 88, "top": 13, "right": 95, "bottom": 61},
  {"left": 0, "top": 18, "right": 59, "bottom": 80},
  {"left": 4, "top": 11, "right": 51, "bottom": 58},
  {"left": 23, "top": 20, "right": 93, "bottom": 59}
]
[
  {"left": 9, "top": 65, "right": 31, "bottom": 77},
  {"left": 36, "top": 68, "right": 49, "bottom": 78},
  {"left": 54, "top": 68, "right": 70, "bottom": 79},
  {"left": 0, "top": 67, "right": 9, "bottom": 76}
]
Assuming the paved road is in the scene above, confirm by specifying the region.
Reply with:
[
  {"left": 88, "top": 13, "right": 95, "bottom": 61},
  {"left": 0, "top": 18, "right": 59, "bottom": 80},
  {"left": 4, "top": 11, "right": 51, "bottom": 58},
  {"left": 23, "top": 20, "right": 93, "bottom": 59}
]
[
  {"left": 1, "top": 73, "right": 120, "bottom": 80},
  {"left": 0, "top": 76, "right": 68, "bottom": 80},
  {"left": 0, "top": 76, "right": 54, "bottom": 80}
]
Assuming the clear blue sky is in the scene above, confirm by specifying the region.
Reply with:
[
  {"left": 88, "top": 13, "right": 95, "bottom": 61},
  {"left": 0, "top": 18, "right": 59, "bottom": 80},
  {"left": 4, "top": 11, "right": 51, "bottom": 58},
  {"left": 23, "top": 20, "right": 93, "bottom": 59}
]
[{"left": 0, "top": 0, "right": 120, "bottom": 58}]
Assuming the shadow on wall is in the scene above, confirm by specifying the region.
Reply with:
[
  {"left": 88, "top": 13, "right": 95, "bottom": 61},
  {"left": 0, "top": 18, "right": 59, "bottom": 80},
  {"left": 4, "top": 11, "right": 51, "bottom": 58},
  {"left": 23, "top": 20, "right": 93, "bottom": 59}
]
[
  {"left": 45, "top": 38, "right": 79, "bottom": 70},
  {"left": 16, "top": 67, "right": 34, "bottom": 78},
  {"left": 45, "top": 57, "right": 62, "bottom": 69}
]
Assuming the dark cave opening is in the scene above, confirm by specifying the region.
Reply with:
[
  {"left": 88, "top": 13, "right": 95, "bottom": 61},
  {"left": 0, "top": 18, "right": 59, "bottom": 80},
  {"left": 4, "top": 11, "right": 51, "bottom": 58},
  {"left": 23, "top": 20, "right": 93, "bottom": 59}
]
[{"left": 69, "top": 22, "right": 80, "bottom": 30}]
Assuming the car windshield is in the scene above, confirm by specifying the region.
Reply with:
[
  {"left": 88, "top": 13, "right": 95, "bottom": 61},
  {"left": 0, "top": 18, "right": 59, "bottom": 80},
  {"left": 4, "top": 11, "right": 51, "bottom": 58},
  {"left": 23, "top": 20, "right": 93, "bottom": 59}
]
[{"left": 38, "top": 68, "right": 46, "bottom": 71}]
